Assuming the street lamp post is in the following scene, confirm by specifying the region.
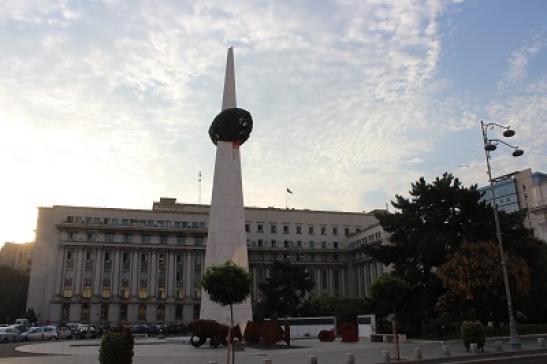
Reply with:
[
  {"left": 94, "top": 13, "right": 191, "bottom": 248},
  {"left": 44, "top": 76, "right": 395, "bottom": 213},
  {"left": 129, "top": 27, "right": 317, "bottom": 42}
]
[{"left": 480, "top": 120, "right": 524, "bottom": 349}]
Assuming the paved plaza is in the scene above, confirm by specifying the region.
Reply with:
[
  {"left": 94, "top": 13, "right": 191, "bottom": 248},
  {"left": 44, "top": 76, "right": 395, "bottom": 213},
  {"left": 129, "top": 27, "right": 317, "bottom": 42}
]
[{"left": 0, "top": 336, "right": 545, "bottom": 364}]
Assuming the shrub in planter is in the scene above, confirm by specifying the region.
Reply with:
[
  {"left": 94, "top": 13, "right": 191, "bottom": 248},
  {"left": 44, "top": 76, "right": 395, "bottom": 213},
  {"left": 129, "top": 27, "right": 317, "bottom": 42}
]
[
  {"left": 339, "top": 322, "right": 359, "bottom": 342},
  {"left": 460, "top": 321, "right": 485, "bottom": 352},
  {"left": 318, "top": 329, "right": 336, "bottom": 342},
  {"left": 99, "top": 327, "right": 134, "bottom": 364}
]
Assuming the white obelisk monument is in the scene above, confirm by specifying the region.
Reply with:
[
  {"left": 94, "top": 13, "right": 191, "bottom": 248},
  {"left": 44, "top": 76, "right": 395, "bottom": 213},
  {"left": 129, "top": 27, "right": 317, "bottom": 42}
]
[{"left": 200, "top": 47, "right": 253, "bottom": 326}]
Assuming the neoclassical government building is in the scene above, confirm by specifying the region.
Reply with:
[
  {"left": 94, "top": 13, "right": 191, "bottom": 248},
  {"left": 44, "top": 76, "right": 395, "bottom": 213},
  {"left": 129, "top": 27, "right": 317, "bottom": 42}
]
[{"left": 27, "top": 198, "right": 388, "bottom": 324}]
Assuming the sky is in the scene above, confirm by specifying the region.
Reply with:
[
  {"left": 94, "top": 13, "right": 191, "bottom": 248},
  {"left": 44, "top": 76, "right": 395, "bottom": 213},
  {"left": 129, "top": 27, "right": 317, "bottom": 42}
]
[{"left": 0, "top": 0, "right": 546, "bottom": 245}]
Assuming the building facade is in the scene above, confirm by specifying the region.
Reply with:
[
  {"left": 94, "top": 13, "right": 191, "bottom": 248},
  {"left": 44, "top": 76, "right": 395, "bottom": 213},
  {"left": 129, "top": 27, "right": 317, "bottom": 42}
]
[
  {"left": 479, "top": 168, "right": 547, "bottom": 242},
  {"left": 27, "top": 198, "right": 388, "bottom": 325},
  {"left": 0, "top": 242, "right": 33, "bottom": 273}
]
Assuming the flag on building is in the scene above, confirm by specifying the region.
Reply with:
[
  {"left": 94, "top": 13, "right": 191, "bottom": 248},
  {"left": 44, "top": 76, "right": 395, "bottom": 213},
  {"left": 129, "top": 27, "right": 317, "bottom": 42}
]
[{"left": 287, "top": 188, "right": 293, "bottom": 194}]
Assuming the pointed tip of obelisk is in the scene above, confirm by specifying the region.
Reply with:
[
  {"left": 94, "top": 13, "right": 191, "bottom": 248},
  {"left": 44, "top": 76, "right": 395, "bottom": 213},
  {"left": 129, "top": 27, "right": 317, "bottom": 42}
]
[{"left": 222, "top": 47, "right": 237, "bottom": 111}]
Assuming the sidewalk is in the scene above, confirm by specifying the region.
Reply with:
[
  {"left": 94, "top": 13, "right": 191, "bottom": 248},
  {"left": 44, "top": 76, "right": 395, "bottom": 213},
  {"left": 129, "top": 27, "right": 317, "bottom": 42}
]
[{"left": 9, "top": 334, "right": 547, "bottom": 364}]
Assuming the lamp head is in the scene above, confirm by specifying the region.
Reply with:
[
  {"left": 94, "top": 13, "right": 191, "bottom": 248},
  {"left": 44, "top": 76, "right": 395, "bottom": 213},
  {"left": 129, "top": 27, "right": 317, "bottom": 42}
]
[
  {"left": 512, "top": 149, "right": 524, "bottom": 157},
  {"left": 485, "top": 143, "right": 497, "bottom": 151},
  {"left": 503, "top": 129, "right": 515, "bottom": 137}
]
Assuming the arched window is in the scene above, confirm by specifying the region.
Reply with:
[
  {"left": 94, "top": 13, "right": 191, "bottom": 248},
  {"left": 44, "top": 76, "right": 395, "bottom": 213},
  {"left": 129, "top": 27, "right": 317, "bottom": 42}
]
[
  {"left": 138, "top": 304, "right": 146, "bottom": 322},
  {"left": 61, "top": 303, "right": 70, "bottom": 321},
  {"left": 157, "top": 305, "right": 165, "bottom": 322},
  {"left": 120, "top": 304, "right": 128, "bottom": 322},
  {"left": 81, "top": 303, "right": 90, "bottom": 323},
  {"left": 175, "top": 305, "right": 183, "bottom": 321},
  {"left": 100, "top": 304, "right": 109, "bottom": 321}
]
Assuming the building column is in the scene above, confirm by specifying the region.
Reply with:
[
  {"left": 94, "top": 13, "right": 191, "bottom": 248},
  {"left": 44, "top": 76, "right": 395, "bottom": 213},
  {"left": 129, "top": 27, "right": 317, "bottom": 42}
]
[
  {"left": 131, "top": 250, "right": 139, "bottom": 297},
  {"left": 165, "top": 304, "right": 175, "bottom": 323},
  {"left": 90, "top": 304, "right": 100, "bottom": 324},
  {"left": 315, "top": 268, "right": 321, "bottom": 295},
  {"left": 185, "top": 253, "right": 193, "bottom": 297},
  {"left": 183, "top": 304, "right": 194, "bottom": 323},
  {"left": 328, "top": 267, "right": 333, "bottom": 295},
  {"left": 146, "top": 303, "right": 157, "bottom": 323},
  {"left": 166, "top": 250, "right": 175, "bottom": 298},
  {"left": 149, "top": 250, "right": 157, "bottom": 297},
  {"left": 128, "top": 304, "right": 138, "bottom": 323},
  {"left": 340, "top": 268, "right": 346, "bottom": 297},
  {"left": 109, "top": 303, "right": 120, "bottom": 324},
  {"left": 69, "top": 303, "right": 82, "bottom": 322},
  {"left": 112, "top": 249, "right": 121, "bottom": 297},
  {"left": 74, "top": 248, "right": 84, "bottom": 296},
  {"left": 54, "top": 247, "right": 66, "bottom": 297},
  {"left": 49, "top": 304, "right": 61, "bottom": 324},
  {"left": 93, "top": 248, "right": 103, "bottom": 296}
]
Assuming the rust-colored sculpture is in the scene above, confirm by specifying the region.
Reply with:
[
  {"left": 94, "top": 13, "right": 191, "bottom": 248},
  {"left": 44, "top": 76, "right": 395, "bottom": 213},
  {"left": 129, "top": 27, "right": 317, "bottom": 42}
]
[
  {"left": 243, "top": 320, "right": 290, "bottom": 347},
  {"left": 189, "top": 319, "right": 242, "bottom": 348}
]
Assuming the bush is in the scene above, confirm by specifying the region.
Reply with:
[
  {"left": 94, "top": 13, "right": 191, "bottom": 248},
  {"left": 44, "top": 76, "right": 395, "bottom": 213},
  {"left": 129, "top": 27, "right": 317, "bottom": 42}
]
[
  {"left": 318, "top": 330, "right": 336, "bottom": 342},
  {"left": 460, "top": 321, "right": 485, "bottom": 352},
  {"left": 99, "top": 327, "right": 134, "bottom": 364}
]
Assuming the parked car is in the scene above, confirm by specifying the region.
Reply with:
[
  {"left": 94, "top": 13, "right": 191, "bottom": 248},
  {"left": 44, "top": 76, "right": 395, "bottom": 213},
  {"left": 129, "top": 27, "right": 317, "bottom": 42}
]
[
  {"left": 14, "top": 319, "right": 30, "bottom": 331},
  {"left": 8, "top": 325, "right": 26, "bottom": 334},
  {"left": 129, "top": 324, "right": 150, "bottom": 335},
  {"left": 79, "top": 325, "right": 97, "bottom": 339},
  {"left": 22, "top": 326, "right": 59, "bottom": 341},
  {"left": 0, "top": 327, "right": 23, "bottom": 343},
  {"left": 57, "top": 326, "right": 73, "bottom": 339}
]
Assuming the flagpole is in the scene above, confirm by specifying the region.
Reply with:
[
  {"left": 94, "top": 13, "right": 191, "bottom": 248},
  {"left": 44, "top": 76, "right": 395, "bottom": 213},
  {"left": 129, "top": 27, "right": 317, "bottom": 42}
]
[
  {"left": 198, "top": 171, "right": 202, "bottom": 204},
  {"left": 285, "top": 189, "right": 289, "bottom": 210}
]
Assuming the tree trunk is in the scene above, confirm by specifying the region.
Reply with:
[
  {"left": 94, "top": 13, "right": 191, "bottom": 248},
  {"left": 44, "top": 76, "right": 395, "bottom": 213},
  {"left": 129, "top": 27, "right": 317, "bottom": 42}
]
[
  {"left": 392, "top": 306, "right": 400, "bottom": 361},
  {"left": 230, "top": 304, "right": 235, "bottom": 364}
]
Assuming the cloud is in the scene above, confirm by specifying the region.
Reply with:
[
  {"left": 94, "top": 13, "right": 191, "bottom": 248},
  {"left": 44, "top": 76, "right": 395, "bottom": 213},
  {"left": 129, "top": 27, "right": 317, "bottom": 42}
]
[
  {"left": 498, "top": 32, "right": 547, "bottom": 88},
  {"left": 4, "top": 0, "right": 534, "bottom": 242}
]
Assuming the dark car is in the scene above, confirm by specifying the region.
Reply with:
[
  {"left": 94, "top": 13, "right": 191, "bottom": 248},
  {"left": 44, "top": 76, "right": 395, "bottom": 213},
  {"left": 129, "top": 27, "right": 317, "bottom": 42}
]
[
  {"left": 129, "top": 324, "right": 149, "bottom": 335},
  {"left": 79, "top": 325, "right": 97, "bottom": 339}
]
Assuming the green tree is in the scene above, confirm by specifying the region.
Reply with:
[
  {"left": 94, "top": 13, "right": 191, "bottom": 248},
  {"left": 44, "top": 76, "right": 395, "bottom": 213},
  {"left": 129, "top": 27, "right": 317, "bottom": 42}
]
[
  {"left": 299, "top": 295, "right": 373, "bottom": 325},
  {"left": 258, "top": 260, "right": 314, "bottom": 317},
  {"left": 370, "top": 275, "right": 410, "bottom": 360},
  {"left": 0, "top": 265, "right": 29, "bottom": 324},
  {"left": 437, "top": 240, "right": 531, "bottom": 323},
  {"left": 362, "top": 173, "right": 545, "bottom": 333},
  {"left": 201, "top": 261, "right": 250, "bottom": 364},
  {"left": 365, "top": 174, "right": 493, "bottom": 287}
]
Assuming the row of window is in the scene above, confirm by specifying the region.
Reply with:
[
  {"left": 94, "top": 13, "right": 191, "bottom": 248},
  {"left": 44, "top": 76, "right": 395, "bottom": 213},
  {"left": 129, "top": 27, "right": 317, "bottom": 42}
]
[
  {"left": 64, "top": 231, "right": 204, "bottom": 245},
  {"left": 64, "top": 216, "right": 206, "bottom": 230},
  {"left": 60, "top": 302, "right": 197, "bottom": 323},
  {"left": 250, "top": 252, "right": 339, "bottom": 263},
  {"left": 245, "top": 223, "right": 358, "bottom": 236},
  {"left": 247, "top": 239, "right": 339, "bottom": 249},
  {"left": 253, "top": 267, "right": 341, "bottom": 293},
  {"left": 348, "top": 231, "right": 383, "bottom": 248},
  {"left": 65, "top": 250, "right": 188, "bottom": 267}
]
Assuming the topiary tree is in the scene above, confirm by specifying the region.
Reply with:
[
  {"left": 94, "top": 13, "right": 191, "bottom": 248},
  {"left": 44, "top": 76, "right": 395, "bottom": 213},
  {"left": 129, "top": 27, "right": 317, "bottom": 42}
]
[
  {"left": 460, "top": 320, "right": 485, "bottom": 352},
  {"left": 201, "top": 261, "right": 250, "bottom": 364},
  {"left": 99, "top": 327, "right": 134, "bottom": 364}
]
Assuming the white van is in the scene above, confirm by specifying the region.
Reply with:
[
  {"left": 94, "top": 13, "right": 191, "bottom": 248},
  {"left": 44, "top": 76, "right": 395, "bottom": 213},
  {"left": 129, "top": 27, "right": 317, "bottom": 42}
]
[{"left": 14, "top": 319, "right": 30, "bottom": 330}]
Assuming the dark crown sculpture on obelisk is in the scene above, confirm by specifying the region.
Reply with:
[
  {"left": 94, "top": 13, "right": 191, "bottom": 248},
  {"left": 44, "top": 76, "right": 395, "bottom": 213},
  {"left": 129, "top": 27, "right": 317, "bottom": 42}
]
[{"left": 200, "top": 47, "right": 253, "bottom": 325}]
